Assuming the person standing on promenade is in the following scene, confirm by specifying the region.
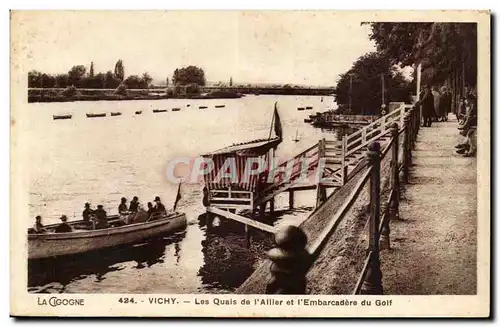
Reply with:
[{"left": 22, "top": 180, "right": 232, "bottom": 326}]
[
  {"left": 415, "top": 85, "right": 435, "bottom": 127},
  {"left": 439, "top": 86, "right": 452, "bottom": 121},
  {"left": 432, "top": 85, "right": 441, "bottom": 121}
]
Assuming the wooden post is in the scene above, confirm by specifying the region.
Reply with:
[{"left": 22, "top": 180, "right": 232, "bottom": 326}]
[
  {"left": 412, "top": 108, "right": 417, "bottom": 146},
  {"left": 402, "top": 115, "right": 410, "bottom": 184},
  {"left": 245, "top": 224, "right": 251, "bottom": 248},
  {"left": 270, "top": 198, "right": 275, "bottom": 213},
  {"left": 341, "top": 135, "right": 348, "bottom": 185},
  {"left": 361, "top": 142, "right": 383, "bottom": 294},
  {"left": 315, "top": 138, "right": 327, "bottom": 207},
  {"left": 266, "top": 225, "right": 310, "bottom": 294},
  {"left": 289, "top": 190, "right": 294, "bottom": 210},
  {"left": 389, "top": 123, "right": 400, "bottom": 221}
]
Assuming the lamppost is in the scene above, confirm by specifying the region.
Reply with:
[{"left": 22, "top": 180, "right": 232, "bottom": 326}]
[{"left": 380, "top": 73, "right": 386, "bottom": 116}]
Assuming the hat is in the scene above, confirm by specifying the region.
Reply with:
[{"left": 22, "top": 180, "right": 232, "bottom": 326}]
[
  {"left": 35, "top": 215, "right": 41, "bottom": 220},
  {"left": 97, "top": 204, "right": 103, "bottom": 209},
  {"left": 84, "top": 202, "right": 90, "bottom": 206},
  {"left": 133, "top": 196, "right": 138, "bottom": 201},
  {"left": 121, "top": 197, "right": 127, "bottom": 202},
  {"left": 60, "top": 215, "right": 68, "bottom": 221},
  {"left": 154, "top": 196, "right": 161, "bottom": 202}
]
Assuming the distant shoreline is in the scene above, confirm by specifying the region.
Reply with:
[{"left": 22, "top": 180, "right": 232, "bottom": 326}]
[{"left": 27, "top": 87, "right": 333, "bottom": 103}]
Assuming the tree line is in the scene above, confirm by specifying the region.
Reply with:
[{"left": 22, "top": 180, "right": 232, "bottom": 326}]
[
  {"left": 334, "top": 23, "right": 477, "bottom": 115},
  {"left": 28, "top": 60, "right": 153, "bottom": 90}
]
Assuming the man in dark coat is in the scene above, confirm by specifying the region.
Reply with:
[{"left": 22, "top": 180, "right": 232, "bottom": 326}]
[
  {"left": 118, "top": 197, "right": 128, "bottom": 215},
  {"left": 439, "top": 86, "right": 452, "bottom": 121},
  {"left": 129, "top": 196, "right": 139, "bottom": 213},
  {"left": 55, "top": 215, "right": 72, "bottom": 233},
  {"left": 94, "top": 205, "right": 108, "bottom": 229},
  {"left": 146, "top": 202, "right": 155, "bottom": 216},
  {"left": 154, "top": 196, "right": 166, "bottom": 213},
  {"left": 82, "top": 202, "right": 94, "bottom": 222},
  {"left": 415, "top": 85, "right": 435, "bottom": 127}
]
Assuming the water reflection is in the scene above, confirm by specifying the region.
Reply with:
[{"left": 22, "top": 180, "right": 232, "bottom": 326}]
[
  {"left": 28, "top": 232, "right": 186, "bottom": 293},
  {"left": 196, "top": 213, "right": 274, "bottom": 292}
]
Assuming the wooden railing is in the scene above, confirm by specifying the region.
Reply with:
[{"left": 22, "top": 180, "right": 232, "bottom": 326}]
[
  {"left": 236, "top": 103, "right": 421, "bottom": 294},
  {"left": 262, "top": 142, "right": 321, "bottom": 193},
  {"left": 339, "top": 103, "right": 407, "bottom": 185},
  {"left": 209, "top": 189, "right": 254, "bottom": 210},
  {"left": 322, "top": 114, "right": 379, "bottom": 123}
]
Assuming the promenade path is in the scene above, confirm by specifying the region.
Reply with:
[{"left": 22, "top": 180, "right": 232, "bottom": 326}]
[{"left": 381, "top": 115, "right": 477, "bottom": 294}]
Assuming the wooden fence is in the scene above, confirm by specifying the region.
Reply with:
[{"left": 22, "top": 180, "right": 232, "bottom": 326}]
[{"left": 237, "top": 103, "right": 421, "bottom": 294}]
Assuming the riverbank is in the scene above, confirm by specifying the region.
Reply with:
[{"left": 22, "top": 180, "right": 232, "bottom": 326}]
[
  {"left": 28, "top": 86, "right": 333, "bottom": 103},
  {"left": 28, "top": 89, "right": 244, "bottom": 103}
]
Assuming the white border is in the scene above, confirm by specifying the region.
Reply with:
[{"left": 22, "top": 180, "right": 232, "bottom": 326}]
[{"left": 3, "top": 2, "right": 498, "bottom": 325}]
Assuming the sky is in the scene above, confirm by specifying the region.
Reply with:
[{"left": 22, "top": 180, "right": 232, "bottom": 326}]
[{"left": 14, "top": 11, "right": 377, "bottom": 86}]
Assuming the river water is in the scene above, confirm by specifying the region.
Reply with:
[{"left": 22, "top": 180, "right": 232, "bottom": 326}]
[{"left": 26, "top": 94, "right": 343, "bottom": 294}]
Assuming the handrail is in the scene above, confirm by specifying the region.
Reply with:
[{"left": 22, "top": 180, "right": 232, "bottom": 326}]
[{"left": 352, "top": 251, "right": 373, "bottom": 295}]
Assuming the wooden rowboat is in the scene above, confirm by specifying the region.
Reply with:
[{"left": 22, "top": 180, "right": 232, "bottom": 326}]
[
  {"left": 198, "top": 106, "right": 208, "bottom": 109},
  {"left": 53, "top": 114, "right": 72, "bottom": 120},
  {"left": 171, "top": 108, "right": 181, "bottom": 112},
  {"left": 28, "top": 212, "right": 187, "bottom": 260},
  {"left": 86, "top": 113, "right": 106, "bottom": 118},
  {"left": 215, "top": 105, "right": 225, "bottom": 108},
  {"left": 152, "top": 109, "right": 168, "bottom": 113},
  {"left": 135, "top": 110, "right": 142, "bottom": 115},
  {"left": 110, "top": 112, "right": 122, "bottom": 116},
  {"left": 297, "top": 107, "right": 305, "bottom": 111}
]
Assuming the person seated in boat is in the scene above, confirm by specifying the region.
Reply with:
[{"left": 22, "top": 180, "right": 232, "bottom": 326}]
[
  {"left": 94, "top": 205, "right": 108, "bottom": 229},
  {"left": 32, "top": 215, "right": 47, "bottom": 233},
  {"left": 118, "top": 197, "right": 129, "bottom": 215},
  {"left": 146, "top": 202, "right": 155, "bottom": 216},
  {"left": 82, "top": 202, "right": 94, "bottom": 223},
  {"left": 153, "top": 196, "right": 166, "bottom": 214},
  {"left": 54, "top": 215, "right": 73, "bottom": 233},
  {"left": 129, "top": 196, "right": 139, "bottom": 213}
]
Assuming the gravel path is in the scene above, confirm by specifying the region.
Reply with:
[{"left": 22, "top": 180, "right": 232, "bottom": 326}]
[{"left": 381, "top": 116, "right": 477, "bottom": 295}]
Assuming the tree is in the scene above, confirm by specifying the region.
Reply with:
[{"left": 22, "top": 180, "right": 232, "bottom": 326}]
[
  {"left": 68, "top": 65, "right": 86, "bottom": 87},
  {"left": 92, "top": 73, "right": 106, "bottom": 89},
  {"left": 124, "top": 75, "right": 143, "bottom": 89},
  {"left": 334, "top": 52, "right": 412, "bottom": 115},
  {"left": 104, "top": 70, "right": 120, "bottom": 89},
  {"left": 89, "top": 61, "right": 94, "bottom": 77},
  {"left": 185, "top": 83, "right": 200, "bottom": 94},
  {"left": 142, "top": 72, "right": 153, "bottom": 89},
  {"left": 114, "top": 59, "right": 124, "bottom": 81},
  {"left": 166, "top": 77, "right": 170, "bottom": 87},
  {"left": 229, "top": 77, "right": 233, "bottom": 87},
  {"left": 28, "top": 70, "right": 42, "bottom": 88},
  {"left": 172, "top": 66, "right": 206, "bottom": 86},
  {"left": 54, "top": 74, "right": 69, "bottom": 88},
  {"left": 367, "top": 23, "right": 477, "bottom": 88}
]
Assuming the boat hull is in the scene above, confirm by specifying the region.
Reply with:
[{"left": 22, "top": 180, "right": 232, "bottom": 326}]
[
  {"left": 86, "top": 113, "right": 106, "bottom": 118},
  {"left": 53, "top": 115, "right": 72, "bottom": 120},
  {"left": 28, "top": 213, "right": 187, "bottom": 260}
]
